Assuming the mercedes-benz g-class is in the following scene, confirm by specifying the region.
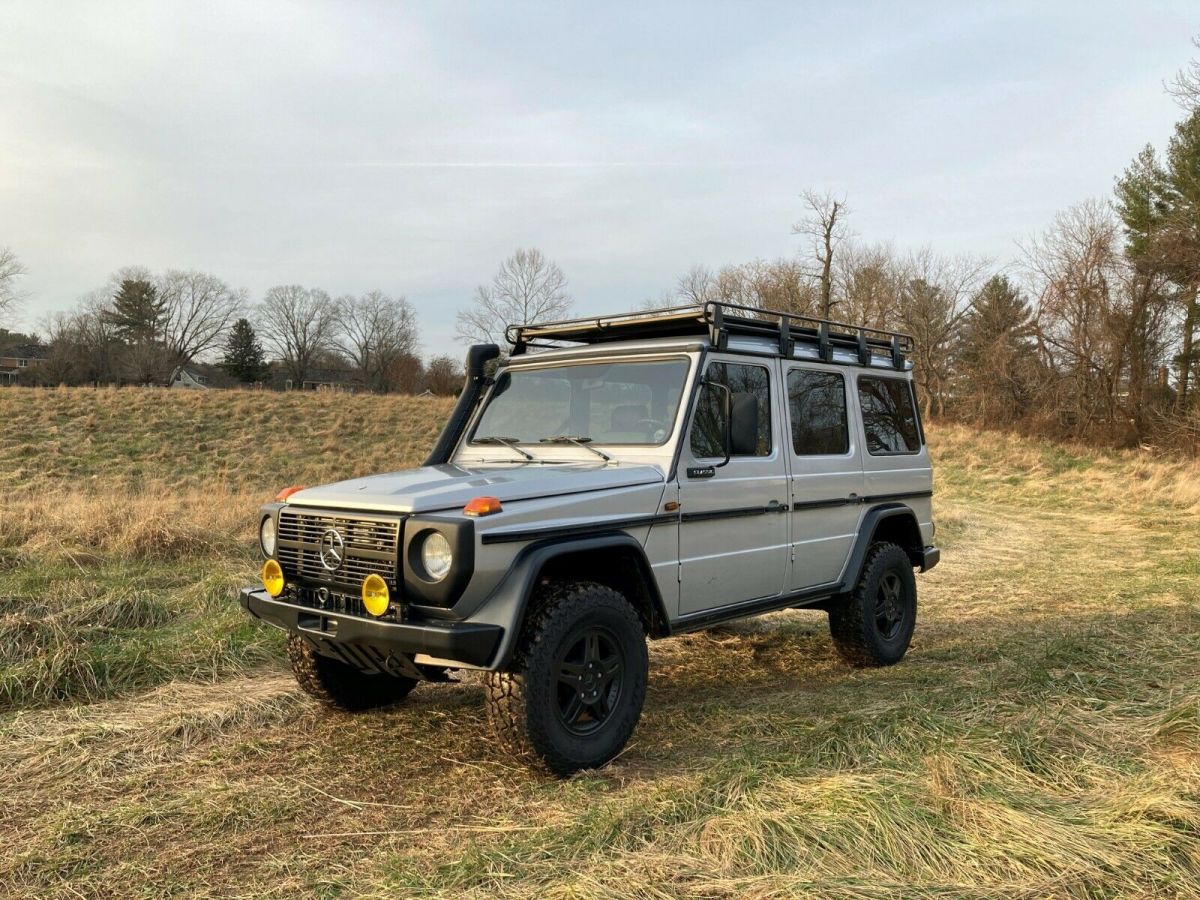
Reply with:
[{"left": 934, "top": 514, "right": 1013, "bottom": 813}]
[{"left": 240, "top": 302, "right": 939, "bottom": 774}]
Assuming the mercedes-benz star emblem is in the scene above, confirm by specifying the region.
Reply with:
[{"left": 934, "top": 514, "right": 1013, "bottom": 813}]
[{"left": 319, "top": 528, "right": 346, "bottom": 571}]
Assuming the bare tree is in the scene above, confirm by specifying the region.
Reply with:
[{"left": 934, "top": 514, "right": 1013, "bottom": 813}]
[
  {"left": 1025, "top": 200, "right": 1128, "bottom": 434},
  {"left": 425, "top": 355, "right": 463, "bottom": 395},
  {"left": 385, "top": 352, "right": 425, "bottom": 394},
  {"left": 257, "top": 285, "right": 339, "bottom": 388},
  {"left": 835, "top": 242, "right": 904, "bottom": 328},
  {"left": 335, "top": 290, "right": 419, "bottom": 392},
  {"left": 456, "top": 248, "right": 572, "bottom": 346},
  {"left": 896, "top": 249, "right": 989, "bottom": 419},
  {"left": 0, "top": 247, "right": 25, "bottom": 324},
  {"left": 40, "top": 291, "right": 123, "bottom": 385},
  {"left": 676, "top": 259, "right": 817, "bottom": 316},
  {"left": 676, "top": 265, "right": 718, "bottom": 306},
  {"left": 1168, "top": 36, "right": 1200, "bottom": 109},
  {"left": 793, "top": 190, "right": 850, "bottom": 318},
  {"left": 157, "top": 269, "right": 246, "bottom": 366}
]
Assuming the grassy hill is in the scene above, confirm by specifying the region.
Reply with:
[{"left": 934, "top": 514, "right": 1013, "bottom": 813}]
[{"left": 2, "top": 386, "right": 1199, "bottom": 897}]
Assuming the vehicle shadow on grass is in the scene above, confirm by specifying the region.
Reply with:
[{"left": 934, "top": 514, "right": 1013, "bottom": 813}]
[{"left": 377, "top": 599, "right": 1199, "bottom": 779}]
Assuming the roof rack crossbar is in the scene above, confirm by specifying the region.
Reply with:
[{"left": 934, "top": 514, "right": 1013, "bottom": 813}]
[{"left": 503, "top": 301, "right": 915, "bottom": 364}]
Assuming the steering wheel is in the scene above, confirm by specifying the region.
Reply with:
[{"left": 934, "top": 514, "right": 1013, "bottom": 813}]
[{"left": 636, "top": 418, "right": 666, "bottom": 439}]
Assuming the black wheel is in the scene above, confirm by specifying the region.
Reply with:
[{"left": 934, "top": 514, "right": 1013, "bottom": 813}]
[
  {"left": 287, "top": 634, "right": 418, "bottom": 712},
  {"left": 485, "top": 581, "right": 648, "bottom": 775},
  {"left": 829, "top": 542, "right": 917, "bottom": 667}
]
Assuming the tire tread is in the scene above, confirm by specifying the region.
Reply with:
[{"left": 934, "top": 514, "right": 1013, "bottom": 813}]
[{"left": 287, "top": 634, "right": 418, "bottom": 712}]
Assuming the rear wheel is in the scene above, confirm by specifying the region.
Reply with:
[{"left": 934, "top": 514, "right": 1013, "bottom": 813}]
[
  {"left": 485, "top": 581, "right": 648, "bottom": 775},
  {"left": 287, "top": 634, "right": 418, "bottom": 711},
  {"left": 828, "top": 542, "right": 917, "bottom": 667}
]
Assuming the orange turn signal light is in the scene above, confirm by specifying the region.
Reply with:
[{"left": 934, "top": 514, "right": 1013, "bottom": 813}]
[
  {"left": 275, "top": 485, "right": 305, "bottom": 502},
  {"left": 463, "top": 496, "right": 503, "bottom": 517}
]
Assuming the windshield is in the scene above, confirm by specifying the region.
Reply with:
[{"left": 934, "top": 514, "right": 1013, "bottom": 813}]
[{"left": 470, "top": 358, "right": 690, "bottom": 447}]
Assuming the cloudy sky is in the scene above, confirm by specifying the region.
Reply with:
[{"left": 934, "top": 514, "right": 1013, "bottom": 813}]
[{"left": 1, "top": 1, "right": 1195, "bottom": 357}]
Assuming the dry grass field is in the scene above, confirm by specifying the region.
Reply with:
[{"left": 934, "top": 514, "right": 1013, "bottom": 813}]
[{"left": 2, "top": 386, "right": 1199, "bottom": 898}]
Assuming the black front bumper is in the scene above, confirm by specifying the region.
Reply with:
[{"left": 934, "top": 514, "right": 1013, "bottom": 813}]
[
  {"left": 920, "top": 545, "right": 941, "bottom": 572},
  {"left": 239, "top": 587, "right": 503, "bottom": 669}
]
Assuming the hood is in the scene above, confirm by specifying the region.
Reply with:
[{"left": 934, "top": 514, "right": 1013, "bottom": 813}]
[{"left": 285, "top": 462, "right": 666, "bottom": 514}]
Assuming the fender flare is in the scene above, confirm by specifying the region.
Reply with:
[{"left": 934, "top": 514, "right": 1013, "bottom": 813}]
[
  {"left": 465, "top": 532, "right": 669, "bottom": 670},
  {"left": 840, "top": 503, "right": 923, "bottom": 589}
]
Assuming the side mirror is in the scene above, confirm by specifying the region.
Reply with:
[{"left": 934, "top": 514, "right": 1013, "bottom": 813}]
[
  {"left": 697, "top": 380, "right": 733, "bottom": 468},
  {"left": 730, "top": 393, "right": 759, "bottom": 455}
]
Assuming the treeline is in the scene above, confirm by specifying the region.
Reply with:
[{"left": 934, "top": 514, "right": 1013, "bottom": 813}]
[
  {"left": 18, "top": 268, "right": 464, "bottom": 394},
  {"left": 650, "top": 52, "right": 1200, "bottom": 451}
]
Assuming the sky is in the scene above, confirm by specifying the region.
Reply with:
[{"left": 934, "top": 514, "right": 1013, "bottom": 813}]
[{"left": 1, "top": 1, "right": 1196, "bottom": 359}]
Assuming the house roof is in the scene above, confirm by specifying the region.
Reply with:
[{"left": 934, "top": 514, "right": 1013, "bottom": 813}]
[{"left": 0, "top": 343, "right": 48, "bottom": 360}]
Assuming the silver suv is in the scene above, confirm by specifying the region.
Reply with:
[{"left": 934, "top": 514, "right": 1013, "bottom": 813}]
[{"left": 240, "top": 303, "right": 939, "bottom": 774}]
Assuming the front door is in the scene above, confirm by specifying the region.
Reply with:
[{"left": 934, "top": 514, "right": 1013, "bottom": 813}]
[{"left": 677, "top": 357, "right": 789, "bottom": 617}]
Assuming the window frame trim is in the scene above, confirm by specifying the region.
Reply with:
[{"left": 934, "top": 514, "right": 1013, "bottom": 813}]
[
  {"left": 855, "top": 373, "right": 923, "bottom": 457},
  {"left": 688, "top": 357, "right": 776, "bottom": 461},
  {"left": 467, "top": 353, "right": 694, "bottom": 449},
  {"left": 785, "top": 365, "right": 853, "bottom": 459}
]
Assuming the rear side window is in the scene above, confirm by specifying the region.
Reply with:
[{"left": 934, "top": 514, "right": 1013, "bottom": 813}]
[
  {"left": 690, "top": 362, "right": 772, "bottom": 457},
  {"left": 787, "top": 369, "right": 848, "bottom": 455},
  {"left": 857, "top": 377, "right": 920, "bottom": 454}
]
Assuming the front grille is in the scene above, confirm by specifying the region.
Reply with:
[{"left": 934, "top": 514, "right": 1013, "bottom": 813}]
[
  {"left": 276, "top": 507, "right": 401, "bottom": 591},
  {"left": 291, "top": 585, "right": 384, "bottom": 620}
]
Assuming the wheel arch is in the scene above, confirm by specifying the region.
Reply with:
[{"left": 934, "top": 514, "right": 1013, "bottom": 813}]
[
  {"left": 844, "top": 504, "right": 925, "bottom": 583},
  {"left": 475, "top": 532, "right": 669, "bottom": 670}
]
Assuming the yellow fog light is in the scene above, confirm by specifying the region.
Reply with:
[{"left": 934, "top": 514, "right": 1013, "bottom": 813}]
[
  {"left": 362, "top": 573, "right": 390, "bottom": 617},
  {"left": 261, "top": 559, "right": 285, "bottom": 597}
]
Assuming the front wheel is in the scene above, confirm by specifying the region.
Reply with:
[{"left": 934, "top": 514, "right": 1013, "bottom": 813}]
[
  {"left": 287, "top": 635, "right": 418, "bottom": 711},
  {"left": 485, "top": 581, "right": 648, "bottom": 775},
  {"left": 828, "top": 541, "right": 917, "bottom": 667}
]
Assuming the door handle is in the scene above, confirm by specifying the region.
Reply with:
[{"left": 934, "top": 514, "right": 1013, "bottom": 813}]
[{"left": 767, "top": 499, "right": 786, "bottom": 512}]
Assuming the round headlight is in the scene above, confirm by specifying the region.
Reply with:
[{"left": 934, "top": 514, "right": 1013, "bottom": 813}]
[
  {"left": 259, "top": 516, "right": 277, "bottom": 557},
  {"left": 420, "top": 531, "right": 453, "bottom": 582}
]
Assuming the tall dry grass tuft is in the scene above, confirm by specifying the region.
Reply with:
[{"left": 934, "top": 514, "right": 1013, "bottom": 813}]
[
  {"left": 931, "top": 421, "right": 1200, "bottom": 512},
  {"left": 0, "top": 489, "right": 256, "bottom": 563}
]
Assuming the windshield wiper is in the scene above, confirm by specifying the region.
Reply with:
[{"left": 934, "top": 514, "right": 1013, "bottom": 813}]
[
  {"left": 474, "top": 436, "right": 537, "bottom": 462},
  {"left": 539, "top": 435, "right": 612, "bottom": 462}
]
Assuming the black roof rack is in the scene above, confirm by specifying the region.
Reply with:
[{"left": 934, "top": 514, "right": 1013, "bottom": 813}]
[{"left": 506, "top": 301, "right": 914, "bottom": 370}]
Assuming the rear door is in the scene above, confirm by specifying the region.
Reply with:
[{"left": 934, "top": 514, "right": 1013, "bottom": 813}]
[
  {"left": 677, "top": 356, "right": 789, "bottom": 617},
  {"left": 855, "top": 373, "right": 933, "bottom": 529},
  {"left": 785, "top": 365, "right": 864, "bottom": 590}
]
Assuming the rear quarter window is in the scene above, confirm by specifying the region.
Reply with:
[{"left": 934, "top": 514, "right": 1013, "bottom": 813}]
[{"left": 857, "top": 376, "right": 921, "bottom": 454}]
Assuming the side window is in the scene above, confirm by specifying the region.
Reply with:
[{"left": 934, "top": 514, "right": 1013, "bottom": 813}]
[
  {"left": 787, "top": 369, "right": 848, "bottom": 455},
  {"left": 858, "top": 376, "right": 920, "bottom": 454},
  {"left": 689, "top": 362, "right": 772, "bottom": 458}
]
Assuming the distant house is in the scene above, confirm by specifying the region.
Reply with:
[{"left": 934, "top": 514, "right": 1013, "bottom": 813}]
[
  {"left": 271, "top": 366, "right": 357, "bottom": 392},
  {"left": 169, "top": 365, "right": 210, "bottom": 389},
  {"left": 168, "top": 363, "right": 241, "bottom": 390},
  {"left": 0, "top": 343, "right": 48, "bottom": 385}
]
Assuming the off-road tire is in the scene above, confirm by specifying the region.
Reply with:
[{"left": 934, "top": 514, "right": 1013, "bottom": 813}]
[
  {"left": 287, "top": 634, "right": 418, "bottom": 712},
  {"left": 829, "top": 541, "right": 917, "bottom": 668},
  {"left": 485, "top": 581, "right": 648, "bottom": 776}
]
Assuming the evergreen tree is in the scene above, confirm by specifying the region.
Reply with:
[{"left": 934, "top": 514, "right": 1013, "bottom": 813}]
[
  {"left": 1116, "top": 109, "right": 1200, "bottom": 407},
  {"left": 220, "top": 318, "right": 267, "bottom": 382},
  {"left": 102, "top": 279, "right": 166, "bottom": 344},
  {"left": 955, "top": 275, "right": 1036, "bottom": 423}
]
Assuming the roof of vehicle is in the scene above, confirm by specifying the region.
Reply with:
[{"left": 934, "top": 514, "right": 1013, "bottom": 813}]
[{"left": 507, "top": 301, "right": 915, "bottom": 372}]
